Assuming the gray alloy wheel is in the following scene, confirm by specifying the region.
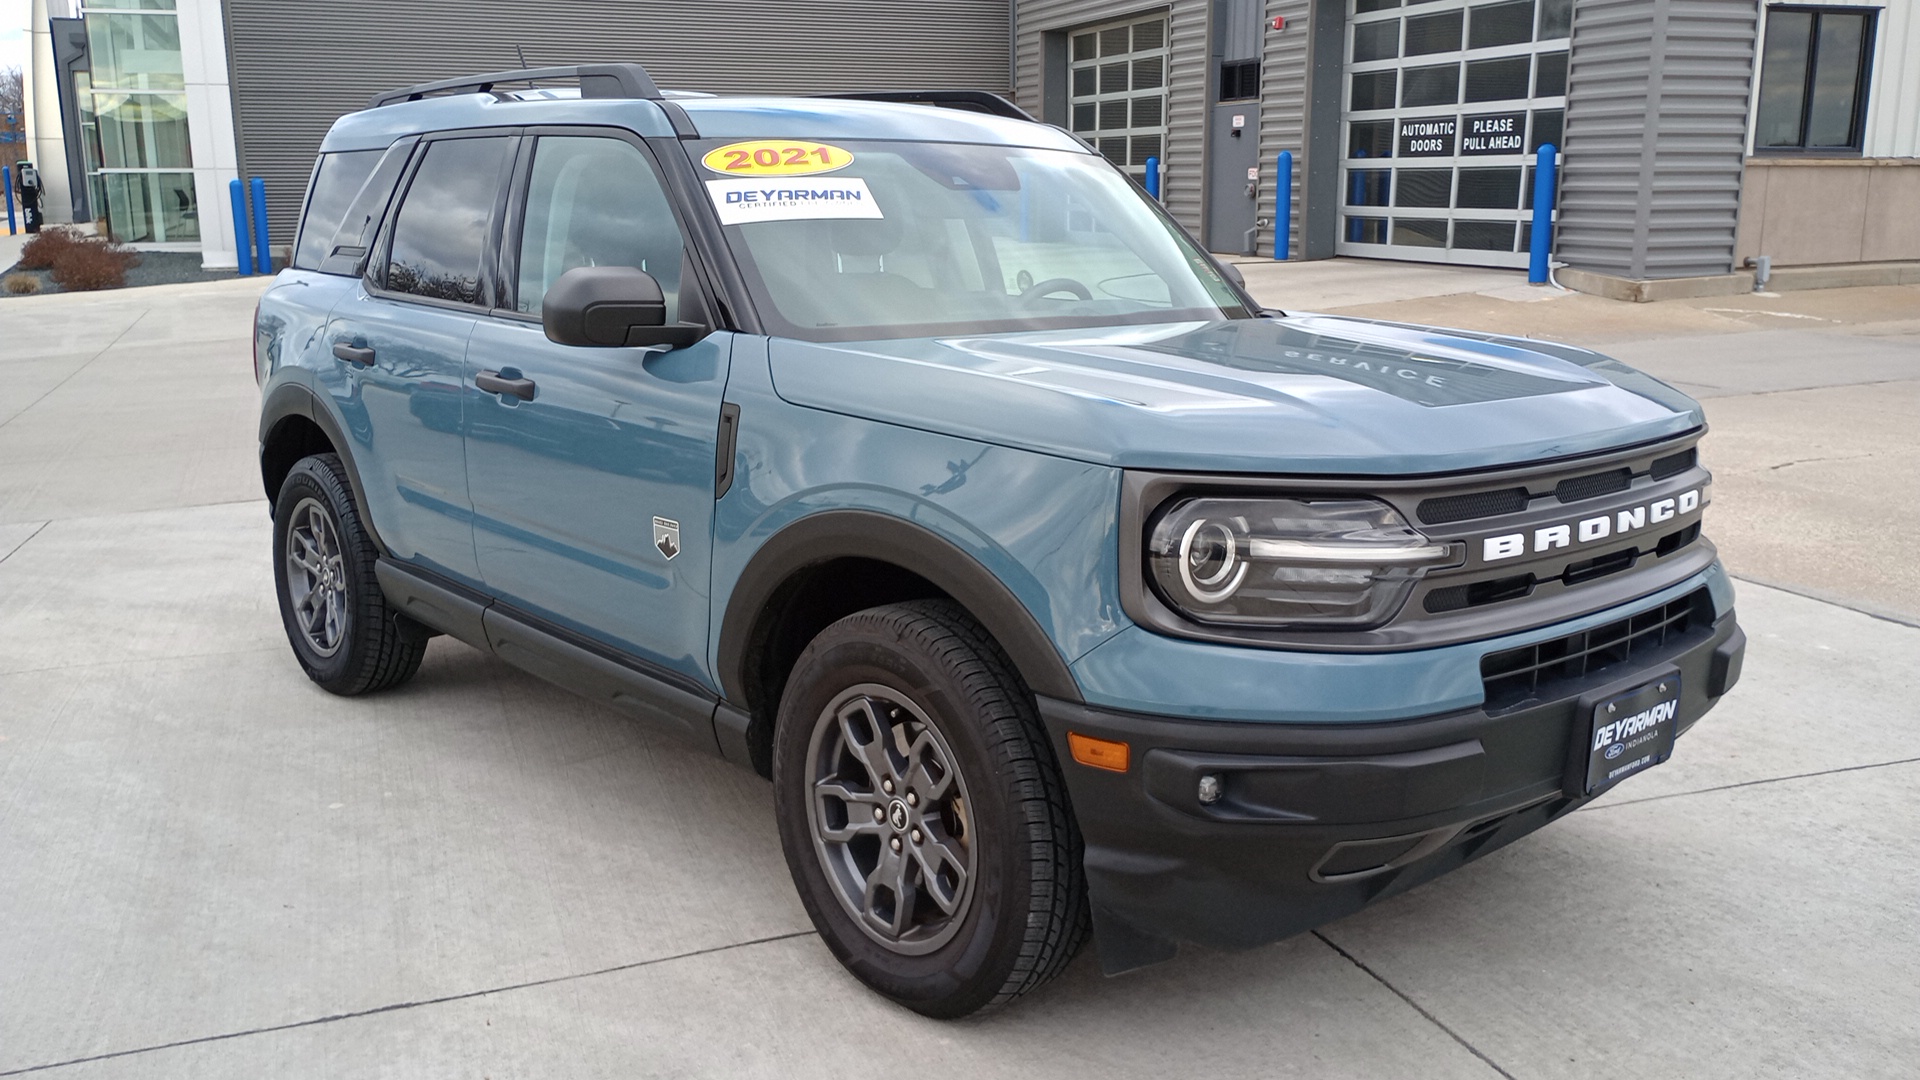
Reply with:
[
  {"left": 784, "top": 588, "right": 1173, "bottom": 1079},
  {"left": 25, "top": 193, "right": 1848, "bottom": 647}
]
[
  {"left": 805, "top": 683, "right": 977, "bottom": 955},
  {"left": 271, "top": 452, "right": 426, "bottom": 696},
  {"left": 284, "top": 496, "right": 349, "bottom": 658}
]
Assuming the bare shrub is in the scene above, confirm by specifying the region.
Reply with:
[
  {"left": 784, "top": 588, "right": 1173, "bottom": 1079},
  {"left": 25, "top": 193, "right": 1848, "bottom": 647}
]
[
  {"left": 3, "top": 273, "right": 42, "bottom": 295},
  {"left": 49, "top": 240, "right": 141, "bottom": 292},
  {"left": 15, "top": 226, "right": 86, "bottom": 271}
]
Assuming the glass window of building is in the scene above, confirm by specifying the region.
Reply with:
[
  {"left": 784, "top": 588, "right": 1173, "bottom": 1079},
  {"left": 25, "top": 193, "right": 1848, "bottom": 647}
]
[
  {"left": 1755, "top": 6, "right": 1876, "bottom": 153},
  {"left": 82, "top": 0, "right": 198, "bottom": 243}
]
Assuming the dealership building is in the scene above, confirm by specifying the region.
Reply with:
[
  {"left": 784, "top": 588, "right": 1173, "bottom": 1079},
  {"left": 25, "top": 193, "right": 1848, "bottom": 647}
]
[{"left": 19, "top": 0, "right": 1920, "bottom": 294}]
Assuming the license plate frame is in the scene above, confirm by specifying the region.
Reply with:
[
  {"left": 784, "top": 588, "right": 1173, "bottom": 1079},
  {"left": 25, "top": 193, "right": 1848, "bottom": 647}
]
[{"left": 1569, "top": 670, "right": 1682, "bottom": 798}]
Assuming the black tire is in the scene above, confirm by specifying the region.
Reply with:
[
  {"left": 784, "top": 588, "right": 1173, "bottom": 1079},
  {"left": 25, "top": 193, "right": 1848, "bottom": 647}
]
[
  {"left": 773, "top": 599, "right": 1088, "bottom": 1018},
  {"left": 272, "top": 453, "right": 425, "bottom": 695}
]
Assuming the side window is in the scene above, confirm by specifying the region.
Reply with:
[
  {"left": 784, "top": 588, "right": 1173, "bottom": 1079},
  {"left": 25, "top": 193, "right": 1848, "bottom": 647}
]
[
  {"left": 316, "top": 137, "right": 416, "bottom": 277},
  {"left": 515, "top": 136, "right": 685, "bottom": 319},
  {"left": 294, "top": 150, "right": 381, "bottom": 271},
  {"left": 384, "top": 137, "right": 512, "bottom": 305}
]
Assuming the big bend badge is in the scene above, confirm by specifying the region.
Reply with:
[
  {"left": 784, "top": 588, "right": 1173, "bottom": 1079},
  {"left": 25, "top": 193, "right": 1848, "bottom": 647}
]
[{"left": 653, "top": 516, "right": 680, "bottom": 560}]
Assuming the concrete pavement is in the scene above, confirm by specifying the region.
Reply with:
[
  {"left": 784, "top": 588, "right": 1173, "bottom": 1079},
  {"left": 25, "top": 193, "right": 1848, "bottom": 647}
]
[{"left": 3, "top": 270, "right": 1918, "bottom": 1077}]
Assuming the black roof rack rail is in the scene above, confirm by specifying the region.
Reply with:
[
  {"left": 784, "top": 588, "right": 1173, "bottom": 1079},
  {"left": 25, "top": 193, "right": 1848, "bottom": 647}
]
[
  {"left": 815, "top": 90, "right": 1036, "bottom": 122},
  {"left": 368, "top": 63, "right": 662, "bottom": 110}
]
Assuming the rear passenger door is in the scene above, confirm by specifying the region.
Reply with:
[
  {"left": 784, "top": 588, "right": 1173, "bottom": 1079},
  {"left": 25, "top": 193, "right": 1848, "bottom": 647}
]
[
  {"left": 324, "top": 133, "right": 517, "bottom": 587},
  {"left": 464, "top": 131, "right": 732, "bottom": 684}
]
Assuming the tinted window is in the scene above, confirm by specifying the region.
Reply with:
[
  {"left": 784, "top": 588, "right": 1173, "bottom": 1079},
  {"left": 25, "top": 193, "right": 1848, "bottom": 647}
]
[
  {"left": 1453, "top": 221, "right": 1516, "bottom": 251},
  {"left": 294, "top": 150, "right": 380, "bottom": 271},
  {"left": 1538, "top": 0, "right": 1573, "bottom": 39},
  {"left": 1395, "top": 169, "right": 1453, "bottom": 208},
  {"left": 515, "top": 136, "right": 685, "bottom": 318},
  {"left": 385, "top": 137, "right": 511, "bottom": 305},
  {"left": 1349, "top": 119, "right": 1396, "bottom": 158},
  {"left": 1458, "top": 167, "right": 1523, "bottom": 208},
  {"left": 1535, "top": 51, "right": 1569, "bottom": 97},
  {"left": 1806, "top": 13, "right": 1868, "bottom": 146},
  {"left": 1756, "top": 11, "right": 1813, "bottom": 147},
  {"left": 317, "top": 139, "right": 416, "bottom": 276},
  {"left": 1469, "top": 1, "right": 1536, "bottom": 48},
  {"left": 1405, "top": 11, "right": 1463, "bottom": 55},
  {"left": 1466, "top": 57, "right": 1532, "bottom": 102},
  {"left": 1353, "top": 20, "right": 1399, "bottom": 62},
  {"left": 1530, "top": 108, "right": 1565, "bottom": 153},
  {"left": 1352, "top": 70, "right": 1398, "bottom": 110},
  {"left": 1402, "top": 64, "right": 1461, "bottom": 107},
  {"left": 1756, "top": 8, "right": 1874, "bottom": 151}
]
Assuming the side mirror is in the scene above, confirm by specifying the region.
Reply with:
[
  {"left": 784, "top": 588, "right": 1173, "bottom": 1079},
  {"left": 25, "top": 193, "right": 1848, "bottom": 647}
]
[
  {"left": 1216, "top": 261, "right": 1247, "bottom": 290},
  {"left": 541, "top": 266, "right": 707, "bottom": 349}
]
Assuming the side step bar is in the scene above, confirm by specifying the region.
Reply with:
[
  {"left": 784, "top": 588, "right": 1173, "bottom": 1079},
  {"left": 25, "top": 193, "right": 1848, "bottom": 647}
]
[{"left": 374, "top": 559, "right": 756, "bottom": 768}]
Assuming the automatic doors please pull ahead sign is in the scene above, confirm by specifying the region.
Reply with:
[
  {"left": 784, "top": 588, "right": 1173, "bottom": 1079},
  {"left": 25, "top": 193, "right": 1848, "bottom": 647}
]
[{"left": 705, "top": 177, "right": 885, "bottom": 225}]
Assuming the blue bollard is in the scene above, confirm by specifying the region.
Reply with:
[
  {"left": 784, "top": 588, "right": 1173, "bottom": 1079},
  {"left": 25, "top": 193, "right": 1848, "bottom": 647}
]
[
  {"left": 1144, "top": 155, "right": 1160, "bottom": 201},
  {"left": 4, "top": 167, "right": 15, "bottom": 236},
  {"left": 229, "top": 178, "right": 253, "bottom": 276},
  {"left": 1275, "top": 151, "right": 1293, "bottom": 260},
  {"left": 249, "top": 176, "right": 271, "bottom": 275},
  {"left": 1528, "top": 144, "right": 1558, "bottom": 284}
]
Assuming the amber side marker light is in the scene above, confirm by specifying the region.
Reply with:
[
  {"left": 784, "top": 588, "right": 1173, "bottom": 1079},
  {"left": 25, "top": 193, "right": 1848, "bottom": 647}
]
[{"left": 1068, "top": 732, "right": 1130, "bottom": 773}]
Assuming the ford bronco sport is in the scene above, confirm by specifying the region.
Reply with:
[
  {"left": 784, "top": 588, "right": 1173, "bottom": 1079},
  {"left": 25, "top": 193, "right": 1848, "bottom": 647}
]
[{"left": 254, "top": 64, "right": 1745, "bottom": 1017}]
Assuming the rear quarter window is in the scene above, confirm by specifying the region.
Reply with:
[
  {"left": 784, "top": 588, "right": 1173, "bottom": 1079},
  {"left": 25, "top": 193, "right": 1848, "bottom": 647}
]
[{"left": 294, "top": 150, "right": 384, "bottom": 271}]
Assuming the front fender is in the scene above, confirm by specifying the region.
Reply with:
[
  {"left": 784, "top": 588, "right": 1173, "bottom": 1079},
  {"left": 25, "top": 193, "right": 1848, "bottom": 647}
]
[{"left": 715, "top": 507, "right": 1083, "bottom": 706}]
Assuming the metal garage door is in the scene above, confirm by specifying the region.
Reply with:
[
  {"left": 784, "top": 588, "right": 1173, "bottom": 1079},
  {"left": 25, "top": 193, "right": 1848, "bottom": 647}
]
[
  {"left": 1337, "top": 0, "right": 1570, "bottom": 268},
  {"left": 1066, "top": 13, "right": 1170, "bottom": 184}
]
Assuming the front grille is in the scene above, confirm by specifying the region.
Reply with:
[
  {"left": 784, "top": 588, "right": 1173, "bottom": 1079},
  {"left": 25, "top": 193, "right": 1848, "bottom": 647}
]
[
  {"left": 1418, "top": 487, "right": 1529, "bottom": 525},
  {"left": 1656, "top": 521, "right": 1702, "bottom": 557},
  {"left": 1651, "top": 448, "right": 1697, "bottom": 480},
  {"left": 1479, "top": 589, "right": 1713, "bottom": 712},
  {"left": 1425, "top": 573, "right": 1535, "bottom": 613},
  {"left": 1555, "top": 468, "right": 1632, "bottom": 503}
]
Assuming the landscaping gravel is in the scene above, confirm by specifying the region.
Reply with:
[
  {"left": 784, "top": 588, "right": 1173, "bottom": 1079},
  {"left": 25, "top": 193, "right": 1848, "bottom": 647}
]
[{"left": 1, "top": 250, "right": 274, "bottom": 298}]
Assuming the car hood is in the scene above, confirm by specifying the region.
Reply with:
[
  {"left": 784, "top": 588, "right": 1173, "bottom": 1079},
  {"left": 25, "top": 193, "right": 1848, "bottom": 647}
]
[{"left": 766, "top": 314, "right": 1704, "bottom": 474}]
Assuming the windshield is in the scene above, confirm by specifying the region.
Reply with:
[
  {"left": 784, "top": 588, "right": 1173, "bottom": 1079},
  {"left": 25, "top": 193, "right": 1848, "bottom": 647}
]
[{"left": 694, "top": 138, "right": 1252, "bottom": 341}]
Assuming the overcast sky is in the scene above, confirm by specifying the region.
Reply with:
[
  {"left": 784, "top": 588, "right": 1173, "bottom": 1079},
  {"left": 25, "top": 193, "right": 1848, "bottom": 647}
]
[{"left": 2, "top": 0, "right": 30, "bottom": 79}]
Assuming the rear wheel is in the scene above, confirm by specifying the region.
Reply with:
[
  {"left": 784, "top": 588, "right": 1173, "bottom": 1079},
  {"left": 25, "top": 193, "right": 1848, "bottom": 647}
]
[
  {"left": 272, "top": 453, "right": 425, "bottom": 695},
  {"left": 773, "top": 600, "right": 1087, "bottom": 1017}
]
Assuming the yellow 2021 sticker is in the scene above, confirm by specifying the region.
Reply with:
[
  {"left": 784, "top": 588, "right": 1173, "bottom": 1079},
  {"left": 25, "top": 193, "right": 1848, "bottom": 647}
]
[{"left": 701, "top": 140, "right": 853, "bottom": 177}]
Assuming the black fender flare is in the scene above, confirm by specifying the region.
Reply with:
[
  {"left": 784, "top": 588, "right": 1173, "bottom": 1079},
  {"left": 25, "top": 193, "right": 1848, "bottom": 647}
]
[
  {"left": 258, "top": 380, "right": 388, "bottom": 554},
  {"left": 716, "top": 510, "right": 1083, "bottom": 706}
]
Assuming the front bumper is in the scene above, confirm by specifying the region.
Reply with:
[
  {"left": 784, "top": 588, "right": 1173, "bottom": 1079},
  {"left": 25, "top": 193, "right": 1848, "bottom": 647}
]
[{"left": 1039, "top": 606, "right": 1745, "bottom": 974}]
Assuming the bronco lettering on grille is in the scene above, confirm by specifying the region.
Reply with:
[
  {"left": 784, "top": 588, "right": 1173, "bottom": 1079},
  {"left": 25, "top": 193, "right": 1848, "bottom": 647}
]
[{"left": 1483, "top": 489, "right": 1701, "bottom": 562}]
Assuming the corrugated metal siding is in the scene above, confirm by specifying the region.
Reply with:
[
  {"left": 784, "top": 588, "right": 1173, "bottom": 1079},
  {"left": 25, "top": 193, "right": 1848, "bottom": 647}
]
[
  {"left": 1257, "top": 0, "right": 1312, "bottom": 258},
  {"left": 1758, "top": 0, "right": 1919, "bottom": 158},
  {"left": 1556, "top": 0, "right": 1758, "bottom": 279},
  {"left": 223, "top": 0, "right": 1011, "bottom": 242},
  {"left": 1015, "top": 2, "right": 1210, "bottom": 234}
]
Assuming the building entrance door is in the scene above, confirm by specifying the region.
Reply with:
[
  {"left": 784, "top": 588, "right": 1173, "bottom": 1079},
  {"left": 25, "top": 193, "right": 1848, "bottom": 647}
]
[
  {"left": 1337, "top": 0, "right": 1571, "bottom": 267},
  {"left": 1206, "top": 104, "right": 1260, "bottom": 253}
]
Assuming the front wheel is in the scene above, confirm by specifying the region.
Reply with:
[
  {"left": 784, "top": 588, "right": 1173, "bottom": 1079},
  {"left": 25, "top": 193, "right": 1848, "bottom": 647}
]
[
  {"left": 773, "top": 600, "right": 1087, "bottom": 1017},
  {"left": 272, "top": 453, "right": 425, "bottom": 695}
]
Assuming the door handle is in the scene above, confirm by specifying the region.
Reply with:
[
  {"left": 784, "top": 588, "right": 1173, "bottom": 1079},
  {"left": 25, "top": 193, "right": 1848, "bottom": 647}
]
[
  {"left": 332, "top": 342, "right": 375, "bottom": 367},
  {"left": 476, "top": 370, "right": 537, "bottom": 401}
]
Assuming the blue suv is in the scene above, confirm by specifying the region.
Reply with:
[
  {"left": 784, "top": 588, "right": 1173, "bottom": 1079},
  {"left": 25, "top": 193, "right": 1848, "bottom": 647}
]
[{"left": 255, "top": 64, "right": 1745, "bottom": 1017}]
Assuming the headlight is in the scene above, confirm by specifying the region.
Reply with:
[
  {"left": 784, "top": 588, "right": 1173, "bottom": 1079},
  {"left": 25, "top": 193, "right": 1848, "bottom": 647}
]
[{"left": 1146, "top": 497, "right": 1461, "bottom": 628}]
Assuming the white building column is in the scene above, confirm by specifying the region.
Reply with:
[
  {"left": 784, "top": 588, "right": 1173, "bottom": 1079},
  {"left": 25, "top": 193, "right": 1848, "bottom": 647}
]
[
  {"left": 26, "top": 0, "right": 75, "bottom": 226},
  {"left": 177, "top": 0, "right": 240, "bottom": 269}
]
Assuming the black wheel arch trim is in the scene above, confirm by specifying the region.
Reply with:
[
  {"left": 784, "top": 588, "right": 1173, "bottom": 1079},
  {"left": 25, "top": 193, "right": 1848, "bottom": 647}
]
[
  {"left": 717, "top": 510, "right": 1083, "bottom": 707},
  {"left": 259, "top": 381, "right": 387, "bottom": 554}
]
